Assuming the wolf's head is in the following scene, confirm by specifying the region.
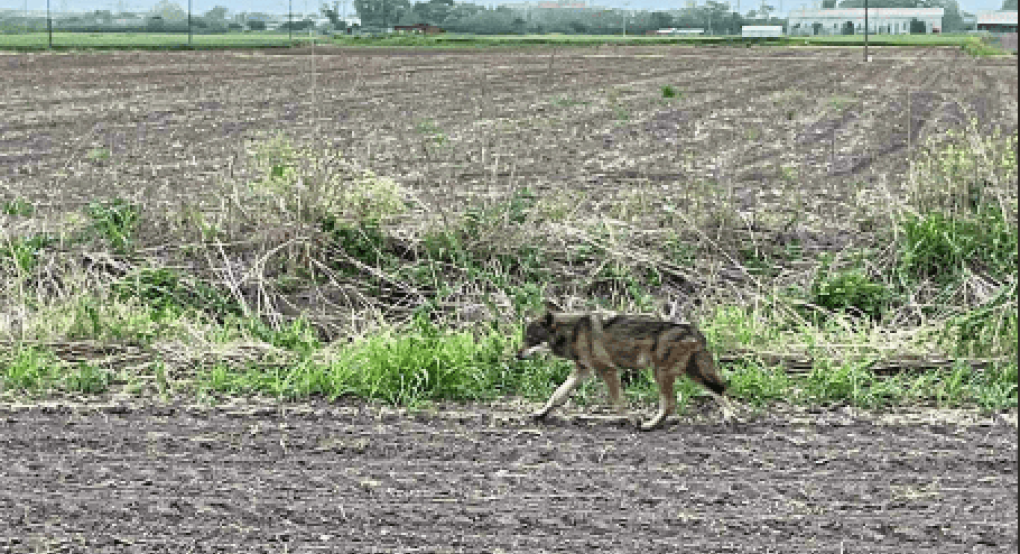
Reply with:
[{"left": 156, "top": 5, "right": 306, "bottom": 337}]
[{"left": 516, "top": 300, "right": 565, "bottom": 360}]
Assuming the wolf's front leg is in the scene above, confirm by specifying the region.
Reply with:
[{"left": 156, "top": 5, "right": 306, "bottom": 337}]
[{"left": 533, "top": 365, "right": 589, "bottom": 419}]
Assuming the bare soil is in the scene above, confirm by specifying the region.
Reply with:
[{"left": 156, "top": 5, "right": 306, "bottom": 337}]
[{"left": 0, "top": 398, "right": 1016, "bottom": 553}]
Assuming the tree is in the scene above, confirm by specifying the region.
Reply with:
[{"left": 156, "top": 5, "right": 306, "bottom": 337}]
[
  {"left": 909, "top": 17, "right": 926, "bottom": 33},
  {"left": 248, "top": 20, "right": 267, "bottom": 30},
  {"left": 353, "top": 0, "right": 411, "bottom": 27},
  {"left": 410, "top": 0, "right": 454, "bottom": 25},
  {"left": 842, "top": 20, "right": 855, "bottom": 34},
  {"left": 1002, "top": 0, "right": 1017, "bottom": 9},
  {"left": 649, "top": 11, "right": 673, "bottom": 30},
  {"left": 203, "top": 6, "right": 228, "bottom": 21},
  {"left": 812, "top": 21, "right": 823, "bottom": 34},
  {"left": 150, "top": 0, "right": 187, "bottom": 22},
  {"left": 932, "top": 0, "right": 966, "bottom": 32},
  {"left": 822, "top": 0, "right": 837, "bottom": 8},
  {"left": 838, "top": 0, "right": 917, "bottom": 7},
  {"left": 321, "top": 2, "right": 343, "bottom": 27},
  {"left": 281, "top": 18, "right": 315, "bottom": 30}
]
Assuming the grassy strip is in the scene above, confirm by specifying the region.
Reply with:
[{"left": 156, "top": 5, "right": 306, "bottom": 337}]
[
  {"left": 2, "top": 318, "right": 1015, "bottom": 412},
  {"left": 328, "top": 32, "right": 1012, "bottom": 54},
  {"left": 0, "top": 31, "right": 325, "bottom": 51},
  {"left": 1, "top": 31, "right": 1010, "bottom": 54},
  {"left": 1, "top": 118, "right": 1016, "bottom": 414}
]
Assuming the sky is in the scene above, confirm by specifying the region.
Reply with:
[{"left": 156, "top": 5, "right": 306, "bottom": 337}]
[{"left": 1, "top": 0, "right": 1010, "bottom": 18}]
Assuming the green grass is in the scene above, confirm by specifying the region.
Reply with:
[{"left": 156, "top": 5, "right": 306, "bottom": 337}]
[
  {"left": 0, "top": 31, "right": 326, "bottom": 51},
  {"left": 329, "top": 32, "right": 1003, "bottom": 50},
  {"left": 4, "top": 313, "right": 1014, "bottom": 413},
  {"left": 2, "top": 30, "right": 1009, "bottom": 55},
  {"left": 1, "top": 347, "right": 113, "bottom": 395}
]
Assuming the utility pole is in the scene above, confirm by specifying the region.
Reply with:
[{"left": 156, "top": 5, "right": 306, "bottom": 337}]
[
  {"left": 622, "top": 1, "right": 630, "bottom": 35},
  {"left": 864, "top": 0, "right": 869, "bottom": 61}
]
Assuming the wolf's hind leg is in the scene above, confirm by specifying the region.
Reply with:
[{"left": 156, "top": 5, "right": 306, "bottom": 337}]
[
  {"left": 599, "top": 368, "right": 628, "bottom": 415},
  {"left": 641, "top": 371, "right": 677, "bottom": 431},
  {"left": 709, "top": 390, "right": 739, "bottom": 423}
]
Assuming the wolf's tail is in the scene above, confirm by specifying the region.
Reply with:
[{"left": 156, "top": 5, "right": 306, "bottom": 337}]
[{"left": 688, "top": 349, "right": 727, "bottom": 396}]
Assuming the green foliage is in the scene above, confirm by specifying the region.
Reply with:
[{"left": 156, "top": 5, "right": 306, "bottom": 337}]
[
  {"left": 961, "top": 36, "right": 1009, "bottom": 57},
  {"left": 941, "top": 281, "right": 1018, "bottom": 358},
  {"left": 2, "top": 197, "right": 35, "bottom": 217},
  {"left": 464, "top": 187, "right": 537, "bottom": 233},
  {"left": 0, "top": 347, "right": 61, "bottom": 392},
  {"left": 86, "top": 147, "right": 111, "bottom": 161},
  {"left": 237, "top": 316, "right": 322, "bottom": 354},
  {"left": 0, "top": 347, "right": 111, "bottom": 395},
  {"left": 897, "top": 205, "right": 1017, "bottom": 285},
  {"left": 725, "top": 361, "right": 792, "bottom": 407},
  {"left": 1, "top": 235, "right": 57, "bottom": 273},
  {"left": 321, "top": 215, "right": 391, "bottom": 270},
  {"left": 810, "top": 256, "right": 891, "bottom": 319},
  {"left": 197, "top": 316, "right": 518, "bottom": 405},
  {"left": 86, "top": 198, "right": 139, "bottom": 253},
  {"left": 422, "top": 228, "right": 467, "bottom": 266},
  {"left": 660, "top": 85, "right": 679, "bottom": 98},
  {"left": 63, "top": 362, "right": 113, "bottom": 394},
  {"left": 111, "top": 268, "right": 243, "bottom": 320}
]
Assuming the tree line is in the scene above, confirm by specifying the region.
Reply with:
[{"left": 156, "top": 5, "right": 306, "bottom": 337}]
[{"left": 337, "top": 0, "right": 1004, "bottom": 35}]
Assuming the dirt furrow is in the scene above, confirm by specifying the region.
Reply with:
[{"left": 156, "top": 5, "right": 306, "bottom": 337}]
[{"left": 1, "top": 402, "right": 1015, "bottom": 553}]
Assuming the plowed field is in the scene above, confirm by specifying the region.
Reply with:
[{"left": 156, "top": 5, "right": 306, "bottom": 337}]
[
  {"left": 2, "top": 46, "right": 1016, "bottom": 229},
  {"left": 1, "top": 400, "right": 1016, "bottom": 553}
]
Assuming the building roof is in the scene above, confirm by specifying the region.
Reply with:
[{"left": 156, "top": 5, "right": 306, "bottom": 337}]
[
  {"left": 789, "top": 8, "right": 945, "bottom": 18},
  {"left": 976, "top": 11, "right": 1018, "bottom": 25}
]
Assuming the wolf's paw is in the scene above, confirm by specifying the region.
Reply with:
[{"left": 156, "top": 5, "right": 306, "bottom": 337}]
[{"left": 639, "top": 417, "right": 665, "bottom": 431}]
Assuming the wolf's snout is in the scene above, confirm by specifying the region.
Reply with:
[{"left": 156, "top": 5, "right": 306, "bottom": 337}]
[{"left": 516, "top": 344, "right": 545, "bottom": 360}]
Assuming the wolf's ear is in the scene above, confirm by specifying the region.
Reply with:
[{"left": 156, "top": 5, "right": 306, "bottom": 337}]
[{"left": 543, "top": 299, "right": 563, "bottom": 313}]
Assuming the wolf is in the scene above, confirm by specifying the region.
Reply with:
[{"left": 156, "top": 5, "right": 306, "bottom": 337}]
[{"left": 516, "top": 301, "right": 737, "bottom": 430}]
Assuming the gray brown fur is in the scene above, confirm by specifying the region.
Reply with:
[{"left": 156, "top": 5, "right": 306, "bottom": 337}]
[{"left": 517, "top": 301, "right": 736, "bottom": 430}]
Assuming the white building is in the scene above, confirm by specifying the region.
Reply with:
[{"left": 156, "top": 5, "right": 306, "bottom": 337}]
[
  {"left": 656, "top": 28, "right": 705, "bottom": 35},
  {"left": 975, "top": 11, "right": 1018, "bottom": 33},
  {"left": 742, "top": 25, "right": 783, "bottom": 37},
  {"left": 787, "top": 7, "right": 944, "bottom": 36}
]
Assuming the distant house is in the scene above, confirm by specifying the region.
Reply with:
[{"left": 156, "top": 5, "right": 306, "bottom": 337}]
[
  {"left": 648, "top": 28, "right": 705, "bottom": 35},
  {"left": 787, "top": 8, "right": 944, "bottom": 35},
  {"left": 742, "top": 25, "right": 783, "bottom": 37},
  {"left": 976, "top": 11, "right": 1018, "bottom": 33},
  {"left": 393, "top": 23, "right": 445, "bottom": 35}
]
